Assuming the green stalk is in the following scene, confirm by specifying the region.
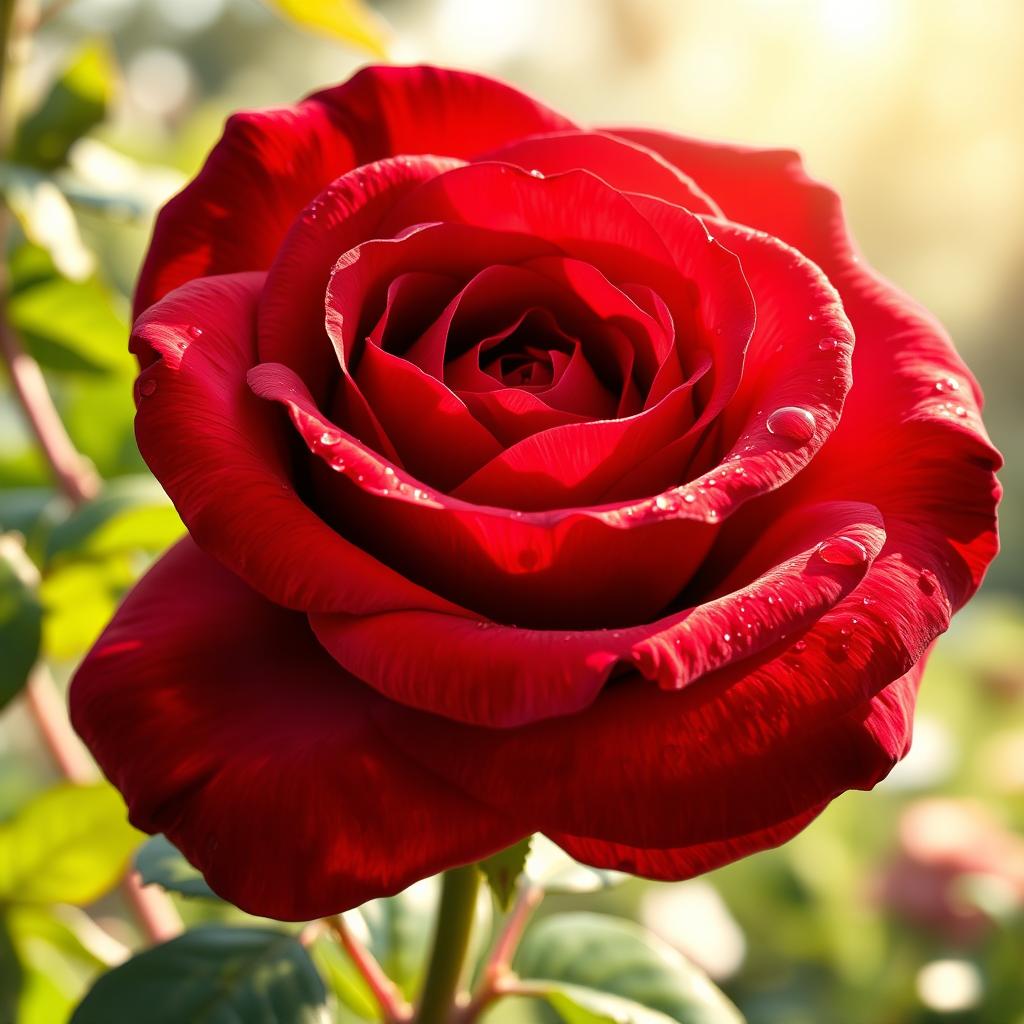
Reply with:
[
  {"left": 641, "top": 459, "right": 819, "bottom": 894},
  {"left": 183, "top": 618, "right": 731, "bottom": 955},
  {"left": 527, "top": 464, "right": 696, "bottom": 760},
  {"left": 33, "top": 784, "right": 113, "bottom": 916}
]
[{"left": 415, "top": 866, "right": 481, "bottom": 1024}]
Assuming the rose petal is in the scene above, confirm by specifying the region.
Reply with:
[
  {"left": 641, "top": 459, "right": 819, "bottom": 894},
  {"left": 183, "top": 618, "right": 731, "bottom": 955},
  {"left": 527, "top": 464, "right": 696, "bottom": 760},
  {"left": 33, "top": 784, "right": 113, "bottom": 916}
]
[
  {"left": 372, "top": 620, "right": 921, "bottom": 849},
  {"left": 248, "top": 361, "right": 719, "bottom": 627},
  {"left": 132, "top": 273, "right": 459, "bottom": 616},
  {"left": 136, "top": 64, "right": 574, "bottom": 318},
  {"left": 478, "top": 130, "right": 723, "bottom": 216},
  {"left": 309, "top": 499, "right": 883, "bottom": 726},
  {"left": 551, "top": 663, "right": 920, "bottom": 875},
  {"left": 69, "top": 539, "right": 526, "bottom": 919}
]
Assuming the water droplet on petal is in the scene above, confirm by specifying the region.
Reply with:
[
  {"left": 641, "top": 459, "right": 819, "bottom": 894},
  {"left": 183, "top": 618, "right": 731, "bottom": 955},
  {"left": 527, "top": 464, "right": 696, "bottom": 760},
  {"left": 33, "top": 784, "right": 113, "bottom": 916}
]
[
  {"left": 766, "top": 406, "right": 816, "bottom": 443},
  {"left": 320, "top": 431, "right": 340, "bottom": 446},
  {"left": 816, "top": 535, "right": 868, "bottom": 566},
  {"left": 818, "top": 337, "right": 838, "bottom": 351},
  {"left": 792, "top": 639, "right": 808, "bottom": 653},
  {"left": 655, "top": 493, "right": 677, "bottom": 512},
  {"left": 187, "top": 325, "right": 204, "bottom": 339},
  {"left": 954, "top": 405, "right": 967, "bottom": 418},
  {"left": 861, "top": 595, "right": 876, "bottom": 606},
  {"left": 139, "top": 378, "right": 157, "bottom": 397},
  {"left": 529, "top": 168, "right": 544, "bottom": 178},
  {"left": 934, "top": 376, "right": 960, "bottom": 393},
  {"left": 683, "top": 492, "right": 696, "bottom": 504},
  {"left": 722, "top": 633, "right": 731, "bottom": 643}
]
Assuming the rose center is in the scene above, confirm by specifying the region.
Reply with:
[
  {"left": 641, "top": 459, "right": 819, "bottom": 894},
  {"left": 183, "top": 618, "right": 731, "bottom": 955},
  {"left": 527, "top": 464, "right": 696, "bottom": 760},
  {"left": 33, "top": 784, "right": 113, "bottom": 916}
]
[{"left": 479, "top": 314, "right": 574, "bottom": 390}]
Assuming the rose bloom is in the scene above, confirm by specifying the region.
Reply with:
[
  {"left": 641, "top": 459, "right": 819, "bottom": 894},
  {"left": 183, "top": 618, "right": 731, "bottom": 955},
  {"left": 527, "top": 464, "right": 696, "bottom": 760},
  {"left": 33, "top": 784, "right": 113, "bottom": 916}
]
[{"left": 70, "top": 66, "right": 1000, "bottom": 920}]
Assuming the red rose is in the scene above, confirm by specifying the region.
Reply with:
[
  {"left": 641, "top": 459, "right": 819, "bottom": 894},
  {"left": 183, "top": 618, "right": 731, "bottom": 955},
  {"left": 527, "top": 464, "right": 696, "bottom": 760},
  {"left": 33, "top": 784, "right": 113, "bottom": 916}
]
[{"left": 70, "top": 65, "right": 1000, "bottom": 920}]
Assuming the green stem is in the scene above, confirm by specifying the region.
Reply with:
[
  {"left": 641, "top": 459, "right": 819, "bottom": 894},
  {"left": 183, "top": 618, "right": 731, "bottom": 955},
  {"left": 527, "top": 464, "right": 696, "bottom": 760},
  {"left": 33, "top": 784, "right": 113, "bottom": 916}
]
[{"left": 415, "top": 866, "right": 480, "bottom": 1024}]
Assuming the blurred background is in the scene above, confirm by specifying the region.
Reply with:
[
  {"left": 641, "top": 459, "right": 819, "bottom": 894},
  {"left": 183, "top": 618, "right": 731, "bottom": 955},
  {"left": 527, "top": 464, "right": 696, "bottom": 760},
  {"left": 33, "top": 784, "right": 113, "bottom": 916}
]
[{"left": 0, "top": 1, "right": 1021, "bottom": 1022}]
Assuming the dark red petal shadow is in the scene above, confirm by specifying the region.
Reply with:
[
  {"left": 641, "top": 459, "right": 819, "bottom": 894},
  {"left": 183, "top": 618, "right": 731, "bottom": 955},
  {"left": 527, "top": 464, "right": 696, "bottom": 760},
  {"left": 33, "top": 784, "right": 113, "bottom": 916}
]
[{"left": 69, "top": 539, "right": 527, "bottom": 920}]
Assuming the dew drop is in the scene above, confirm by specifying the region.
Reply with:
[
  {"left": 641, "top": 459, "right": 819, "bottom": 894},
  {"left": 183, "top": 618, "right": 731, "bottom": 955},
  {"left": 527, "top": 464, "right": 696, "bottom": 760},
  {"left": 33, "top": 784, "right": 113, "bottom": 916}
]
[
  {"left": 383, "top": 466, "right": 396, "bottom": 477},
  {"left": 187, "top": 325, "right": 204, "bottom": 339},
  {"left": 722, "top": 633, "right": 732, "bottom": 643},
  {"left": 683, "top": 492, "right": 696, "bottom": 504},
  {"left": 861, "top": 595, "right": 876, "bottom": 606},
  {"left": 934, "top": 376, "right": 960, "bottom": 394},
  {"left": 766, "top": 406, "right": 816, "bottom": 443},
  {"left": 818, "top": 337, "right": 838, "bottom": 352},
  {"left": 807, "top": 313, "right": 817, "bottom": 321},
  {"left": 792, "top": 639, "right": 808, "bottom": 653},
  {"left": 954, "top": 405, "right": 967, "bottom": 418},
  {"left": 655, "top": 493, "right": 677, "bottom": 512},
  {"left": 815, "top": 535, "right": 868, "bottom": 566},
  {"left": 529, "top": 168, "right": 544, "bottom": 178},
  {"left": 320, "top": 431, "right": 340, "bottom": 446},
  {"left": 139, "top": 378, "right": 157, "bottom": 397}
]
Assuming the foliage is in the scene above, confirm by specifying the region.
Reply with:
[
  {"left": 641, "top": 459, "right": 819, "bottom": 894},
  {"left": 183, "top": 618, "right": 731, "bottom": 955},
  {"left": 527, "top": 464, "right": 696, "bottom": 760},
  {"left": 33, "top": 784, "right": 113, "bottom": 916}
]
[{"left": 0, "top": 2, "right": 1020, "bottom": 1023}]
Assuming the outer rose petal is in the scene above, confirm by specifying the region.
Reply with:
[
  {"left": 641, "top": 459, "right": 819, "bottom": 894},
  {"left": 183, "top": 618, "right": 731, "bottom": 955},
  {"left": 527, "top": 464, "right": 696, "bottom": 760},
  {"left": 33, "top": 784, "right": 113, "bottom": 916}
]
[
  {"left": 610, "top": 126, "right": 1001, "bottom": 596},
  {"left": 551, "top": 663, "right": 920, "bottom": 877},
  {"left": 135, "top": 64, "right": 574, "bottom": 318},
  {"left": 477, "top": 130, "right": 723, "bottom": 217},
  {"left": 612, "top": 131, "right": 998, "bottom": 736},
  {"left": 372, "top": 630, "right": 922, "bottom": 851},
  {"left": 131, "top": 272, "right": 461, "bottom": 617},
  {"left": 68, "top": 539, "right": 528, "bottom": 920}
]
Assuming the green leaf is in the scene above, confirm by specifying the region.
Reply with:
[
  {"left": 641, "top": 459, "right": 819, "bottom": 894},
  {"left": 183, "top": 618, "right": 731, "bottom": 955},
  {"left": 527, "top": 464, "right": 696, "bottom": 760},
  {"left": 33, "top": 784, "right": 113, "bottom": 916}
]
[
  {"left": 515, "top": 913, "right": 744, "bottom": 1024},
  {"left": 1, "top": 170, "right": 94, "bottom": 279},
  {"left": 4, "top": 905, "right": 119, "bottom": 1024},
  {"left": 480, "top": 836, "right": 532, "bottom": 910},
  {"left": 264, "top": 0, "right": 390, "bottom": 56},
  {"left": 6, "top": 242, "right": 130, "bottom": 377},
  {"left": 44, "top": 476, "right": 183, "bottom": 565},
  {"left": 0, "top": 534, "right": 42, "bottom": 709},
  {"left": 0, "top": 913, "right": 24, "bottom": 1024},
  {"left": 71, "top": 927, "right": 330, "bottom": 1024},
  {"left": 0, "top": 783, "right": 140, "bottom": 905},
  {"left": 40, "top": 553, "right": 136, "bottom": 662},
  {"left": 13, "top": 41, "right": 116, "bottom": 170},
  {"left": 526, "top": 836, "right": 627, "bottom": 893},
  {"left": 309, "top": 935, "right": 377, "bottom": 1021},
  {"left": 135, "top": 835, "right": 217, "bottom": 901},
  {"left": 531, "top": 981, "right": 684, "bottom": 1024}
]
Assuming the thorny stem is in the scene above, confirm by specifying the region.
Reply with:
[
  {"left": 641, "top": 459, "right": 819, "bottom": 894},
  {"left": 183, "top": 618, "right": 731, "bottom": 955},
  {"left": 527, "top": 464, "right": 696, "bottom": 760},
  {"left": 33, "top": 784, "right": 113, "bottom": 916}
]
[
  {"left": 326, "top": 915, "right": 413, "bottom": 1023},
  {"left": 0, "top": 0, "right": 179, "bottom": 945}
]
